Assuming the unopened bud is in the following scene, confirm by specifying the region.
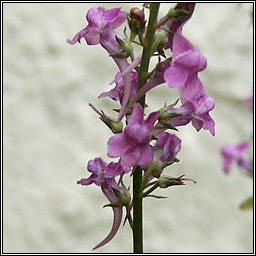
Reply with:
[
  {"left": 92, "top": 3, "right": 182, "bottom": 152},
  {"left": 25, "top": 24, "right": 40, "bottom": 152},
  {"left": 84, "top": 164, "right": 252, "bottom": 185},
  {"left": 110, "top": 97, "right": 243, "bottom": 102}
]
[
  {"left": 147, "top": 158, "right": 163, "bottom": 178},
  {"left": 89, "top": 103, "right": 123, "bottom": 134},
  {"left": 128, "top": 8, "right": 146, "bottom": 36},
  {"left": 100, "top": 115, "right": 123, "bottom": 134},
  {"left": 130, "top": 7, "right": 145, "bottom": 21},
  {"left": 158, "top": 175, "right": 184, "bottom": 188},
  {"left": 169, "top": 7, "right": 189, "bottom": 22},
  {"left": 158, "top": 175, "right": 196, "bottom": 188}
]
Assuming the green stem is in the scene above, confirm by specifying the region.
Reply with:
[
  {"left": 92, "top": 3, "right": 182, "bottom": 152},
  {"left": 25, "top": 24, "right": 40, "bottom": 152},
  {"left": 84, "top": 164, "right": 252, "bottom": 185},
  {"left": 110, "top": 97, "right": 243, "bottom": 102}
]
[
  {"left": 136, "top": 3, "right": 160, "bottom": 106},
  {"left": 133, "top": 3, "right": 160, "bottom": 254},
  {"left": 133, "top": 166, "right": 143, "bottom": 253}
]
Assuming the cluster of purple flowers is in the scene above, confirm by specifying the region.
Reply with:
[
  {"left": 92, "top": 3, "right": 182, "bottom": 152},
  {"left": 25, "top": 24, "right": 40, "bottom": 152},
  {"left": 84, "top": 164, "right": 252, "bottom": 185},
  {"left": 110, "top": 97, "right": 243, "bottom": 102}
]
[{"left": 67, "top": 4, "right": 215, "bottom": 249}]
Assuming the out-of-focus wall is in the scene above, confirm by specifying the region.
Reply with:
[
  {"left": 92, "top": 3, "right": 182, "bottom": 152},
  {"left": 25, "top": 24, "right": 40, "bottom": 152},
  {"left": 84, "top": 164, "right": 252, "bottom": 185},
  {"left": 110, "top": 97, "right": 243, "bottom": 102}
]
[{"left": 3, "top": 3, "right": 253, "bottom": 253}]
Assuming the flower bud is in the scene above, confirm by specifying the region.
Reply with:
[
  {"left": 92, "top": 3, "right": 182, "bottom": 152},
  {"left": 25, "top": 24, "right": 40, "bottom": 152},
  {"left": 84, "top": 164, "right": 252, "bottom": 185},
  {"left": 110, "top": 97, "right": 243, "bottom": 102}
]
[
  {"left": 100, "top": 115, "right": 123, "bottom": 134},
  {"left": 128, "top": 8, "right": 146, "bottom": 36},
  {"left": 130, "top": 7, "right": 145, "bottom": 21},
  {"left": 158, "top": 175, "right": 184, "bottom": 188},
  {"left": 168, "top": 7, "right": 189, "bottom": 23},
  {"left": 89, "top": 103, "right": 123, "bottom": 134},
  {"left": 147, "top": 158, "right": 163, "bottom": 178},
  {"left": 158, "top": 175, "right": 196, "bottom": 188}
]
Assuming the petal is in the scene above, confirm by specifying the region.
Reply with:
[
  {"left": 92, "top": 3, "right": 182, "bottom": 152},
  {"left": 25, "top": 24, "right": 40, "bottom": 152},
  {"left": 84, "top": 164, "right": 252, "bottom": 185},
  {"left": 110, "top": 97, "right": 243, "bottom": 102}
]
[
  {"left": 196, "top": 96, "right": 215, "bottom": 115},
  {"left": 191, "top": 118, "right": 203, "bottom": 132},
  {"left": 107, "top": 134, "right": 128, "bottom": 158},
  {"left": 121, "top": 150, "right": 138, "bottom": 170},
  {"left": 164, "top": 65, "right": 189, "bottom": 88},
  {"left": 87, "top": 158, "right": 106, "bottom": 174},
  {"left": 145, "top": 111, "right": 160, "bottom": 130},
  {"left": 103, "top": 8, "right": 121, "bottom": 24},
  {"left": 110, "top": 11, "right": 127, "bottom": 29},
  {"left": 84, "top": 27, "right": 101, "bottom": 45},
  {"left": 99, "top": 88, "right": 120, "bottom": 102},
  {"left": 125, "top": 123, "right": 150, "bottom": 145},
  {"left": 127, "top": 103, "right": 144, "bottom": 125},
  {"left": 137, "top": 145, "right": 153, "bottom": 168},
  {"left": 201, "top": 114, "right": 215, "bottom": 136},
  {"left": 104, "top": 8, "right": 127, "bottom": 29},
  {"left": 179, "top": 76, "right": 201, "bottom": 102},
  {"left": 169, "top": 101, "right": 195, "bottom": 127},
  {"left": 174, "top": 51, "right": 207, "bottom": 73},
  {"left": 173, "top": 34, "right": 195, "bottom": 57},
  {"left": 100, "top": 26, "right": 121, "bottom": 54},
  {"left": 67, "top": 27, "right": 89, "bottom": 45},
  {"left": 77, "top": 173, "right": 99, "bottom": 186},
  {"left": 105, "top": 162, "right": 123, "bottom": 177},
  {"left": 86, "top": 7, "right": 104, "bottom": 28}
]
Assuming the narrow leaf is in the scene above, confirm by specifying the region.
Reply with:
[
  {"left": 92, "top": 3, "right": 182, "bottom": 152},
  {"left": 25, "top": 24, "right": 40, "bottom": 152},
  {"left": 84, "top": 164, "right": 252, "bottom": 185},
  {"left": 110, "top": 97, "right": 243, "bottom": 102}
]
[{"left": 146, "top": 194, "right": 168, "bottom": 199}]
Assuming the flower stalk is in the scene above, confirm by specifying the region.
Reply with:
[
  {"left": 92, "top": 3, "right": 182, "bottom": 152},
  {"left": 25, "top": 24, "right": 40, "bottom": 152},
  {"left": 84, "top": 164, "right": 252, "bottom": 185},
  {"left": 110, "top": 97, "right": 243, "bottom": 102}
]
[{"left": 133, "top": 3, "right": 160, "bottom": 253}]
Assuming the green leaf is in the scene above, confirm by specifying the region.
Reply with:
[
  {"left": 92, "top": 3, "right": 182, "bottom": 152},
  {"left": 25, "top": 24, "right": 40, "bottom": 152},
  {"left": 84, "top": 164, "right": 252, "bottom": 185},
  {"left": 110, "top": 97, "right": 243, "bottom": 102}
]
[
  {"left": 167, "top": 98, "right": 179, "bottom": 108},
  {"left": 239, "top": 196, "right": 253, "bottom": 210},
  {"left": 146, "top": 194, "right": 167, "bottom": 199}
]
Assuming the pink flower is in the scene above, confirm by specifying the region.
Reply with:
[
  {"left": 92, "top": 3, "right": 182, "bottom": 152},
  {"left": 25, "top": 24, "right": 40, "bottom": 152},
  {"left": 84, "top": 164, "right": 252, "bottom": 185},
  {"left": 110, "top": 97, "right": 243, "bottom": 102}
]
[
  {"left": 107, "top": 104, "right": 159, "bottom": 170},
  {"left": 67, "top": 8, "right": 126, "bottom": 46},
  {"left": 221, "top": 142, "right": 252, "bottom": 174},
  {"left": 77, "top": 157, "right": 129, "bottom": 250},
  {"left": 67, "top": 8, "right": 133, "bottom": 123},
  {"left": 164, "top": 34, "right": 207, "bottom": 95},
  {"left": 155, "top": 132, "right": 181, "bottom": 163},
  {"left": 164, "top": 33, "right": 215, "bottom": 136},
  {"left": 77, "top": 157, "right": 122, "bottom": 187}
]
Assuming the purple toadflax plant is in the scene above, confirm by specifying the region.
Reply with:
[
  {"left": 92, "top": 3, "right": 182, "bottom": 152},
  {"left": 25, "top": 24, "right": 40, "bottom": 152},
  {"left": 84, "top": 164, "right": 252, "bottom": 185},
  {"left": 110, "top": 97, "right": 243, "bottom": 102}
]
[{"left": 67, "top": 3, "right": 215, "bottom": 252}]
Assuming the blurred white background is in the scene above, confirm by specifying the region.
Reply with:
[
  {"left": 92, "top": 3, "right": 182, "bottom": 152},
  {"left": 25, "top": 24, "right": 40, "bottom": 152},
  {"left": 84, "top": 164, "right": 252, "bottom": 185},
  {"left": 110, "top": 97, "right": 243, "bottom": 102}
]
[{"left": 3, "top": 2, "right": 253, "bottom": 253}]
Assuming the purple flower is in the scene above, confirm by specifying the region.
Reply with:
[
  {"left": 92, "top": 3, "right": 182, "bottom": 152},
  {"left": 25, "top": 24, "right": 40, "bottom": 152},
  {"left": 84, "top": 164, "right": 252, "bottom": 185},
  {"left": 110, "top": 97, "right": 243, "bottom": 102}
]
[
  {"left": 221, "top": 142, "right": 252, "bottom": 174},
  {"left": 67, "top": 8, "right": 133, "bottom": 123},
  {"left": 77, "top": 157, "right": 129, "bottom": 250},
  {"left": 190, "top": 91, "right": 215, "bottom": 136},
  {"left": 164, "top": 33, "right": 215, "bottom": 136},
  {"left": 77, "top": 157, "right": 122, "bottom": 187},
  {"left": 155, "top": 132, "right": 181, "bottom": 163},
  {"left": 144, "top": 132, "right": 181, "bottom": 179},
  {"left": 67, "top": 8, "right": 126, "bottom": 46},
  {"left": 99, "top": 71, "right": 138, "bottom": 104},
  {"left": 130, "top": 7, "right": 145, "bottom": 21},
  {"left": 164, "top": 34, "right": 207, "bottom": 92},
  {"left": 107, "top": 104, "right": 159, "bottom": 170}
]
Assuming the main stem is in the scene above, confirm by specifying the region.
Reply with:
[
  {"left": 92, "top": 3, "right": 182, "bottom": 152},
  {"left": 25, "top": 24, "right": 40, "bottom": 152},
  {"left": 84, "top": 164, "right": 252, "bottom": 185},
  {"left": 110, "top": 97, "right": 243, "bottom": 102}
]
[{"left": 133, "top": 3, "right": 160, "bottom": 254}]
